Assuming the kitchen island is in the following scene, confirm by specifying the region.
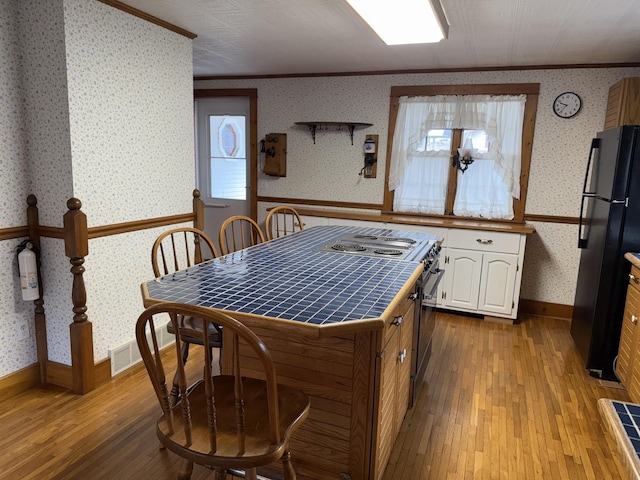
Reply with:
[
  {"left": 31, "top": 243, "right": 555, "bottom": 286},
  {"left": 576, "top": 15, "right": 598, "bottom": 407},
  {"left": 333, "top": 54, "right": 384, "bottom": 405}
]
[{"left": 141, "top": 225, "right": 439, "bottom": 480}]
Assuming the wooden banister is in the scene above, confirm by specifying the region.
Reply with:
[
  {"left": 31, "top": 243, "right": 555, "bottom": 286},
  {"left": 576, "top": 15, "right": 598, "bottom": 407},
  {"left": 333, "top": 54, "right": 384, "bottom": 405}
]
[
  {"left": 63, "top": 198, "right": 95, "bottom": 394},
  {"left": 26, "top": 195, "right": 48, "bottom": 383},
  {"left": 193, "top": 189, "right": 204, "bottom": 230}
]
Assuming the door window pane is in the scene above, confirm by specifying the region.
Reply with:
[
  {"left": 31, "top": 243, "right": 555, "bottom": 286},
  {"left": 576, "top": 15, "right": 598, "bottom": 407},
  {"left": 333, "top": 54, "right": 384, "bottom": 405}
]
[{"left": 209, "top": 115, "right": 246, "bottom": 200}]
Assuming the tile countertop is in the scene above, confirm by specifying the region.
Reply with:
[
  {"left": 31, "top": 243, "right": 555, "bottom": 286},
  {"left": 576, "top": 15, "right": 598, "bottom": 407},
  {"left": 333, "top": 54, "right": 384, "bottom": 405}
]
[
  {"left": 142, "top": 225, "right": 440, "bottom": 336},
  {"left": 625, "top": 252, "right": 640, "bottom": 268},
  {"left": 598, "top": 398, "right": 640, "bottom": 479}
]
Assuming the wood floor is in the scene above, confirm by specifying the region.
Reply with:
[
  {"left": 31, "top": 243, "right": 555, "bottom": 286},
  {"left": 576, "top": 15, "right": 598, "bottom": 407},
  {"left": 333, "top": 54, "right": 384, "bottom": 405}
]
[
  {"left": 0, "top": 312, "right": 629, "bottom": 479},
  {"left": 383, "top": 312, "right": 629, "bottom": 480}
]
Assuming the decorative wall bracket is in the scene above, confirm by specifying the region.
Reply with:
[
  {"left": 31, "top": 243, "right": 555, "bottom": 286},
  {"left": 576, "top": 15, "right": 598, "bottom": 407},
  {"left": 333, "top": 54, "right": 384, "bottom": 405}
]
[{"left": 295, "top": 122, "right": 372, "bottom": 145}]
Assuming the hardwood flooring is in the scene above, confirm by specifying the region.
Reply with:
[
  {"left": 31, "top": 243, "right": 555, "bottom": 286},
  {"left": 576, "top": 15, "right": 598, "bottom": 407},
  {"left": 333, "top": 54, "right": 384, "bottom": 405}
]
[
  {"left": 0, "top": 312, "right": 629, "bottom": 479},
  {"left": 383, "top": 312, "right": 629, "bottom": 480}
]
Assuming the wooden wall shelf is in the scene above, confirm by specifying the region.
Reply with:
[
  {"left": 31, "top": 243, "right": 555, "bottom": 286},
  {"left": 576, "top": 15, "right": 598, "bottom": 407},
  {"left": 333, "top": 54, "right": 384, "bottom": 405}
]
[{"left": 295, "top": 121, "right": 372, "bottom": 145}]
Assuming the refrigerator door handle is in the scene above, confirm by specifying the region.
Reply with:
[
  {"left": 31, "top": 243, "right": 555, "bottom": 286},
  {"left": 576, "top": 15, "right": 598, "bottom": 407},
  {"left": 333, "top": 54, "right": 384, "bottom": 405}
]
[
  {"left": 582, "top": 138, "right": 601, "bottom": 195},
  {"left": 578, "top": 194, "right": 590, "bottom": 249},
  {"left": 578, "top": 138, "right": 601, "bottom": 249},
  {"left": 611, "top": 198, "right": 629, "bottom": 206}
]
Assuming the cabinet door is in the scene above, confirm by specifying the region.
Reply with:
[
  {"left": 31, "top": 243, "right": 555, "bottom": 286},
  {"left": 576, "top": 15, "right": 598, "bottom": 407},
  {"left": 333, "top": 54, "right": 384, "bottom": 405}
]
[
  {"left": 395, "top": 302, "right": 414, "bottom": 430},
  {"left": 478, "top": 252, "right": 518, "bottom": 316},
  {"left": 442, "top": 249, "right": 482, "bottom": 311},
  {"left": 604, "top": 78, "right": 640, "bottom": 129},
  {"left": 617, "top": 281, "right": 639, "bottom": 388},
  {"left": 375, "top": 329, "right": 398, "bottom": 479}
]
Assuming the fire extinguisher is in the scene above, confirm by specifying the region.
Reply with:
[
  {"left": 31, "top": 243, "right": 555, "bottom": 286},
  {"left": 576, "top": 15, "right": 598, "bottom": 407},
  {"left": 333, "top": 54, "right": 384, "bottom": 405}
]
[{"left": 17, "top": 240, "right": 39, "bottom": 301}]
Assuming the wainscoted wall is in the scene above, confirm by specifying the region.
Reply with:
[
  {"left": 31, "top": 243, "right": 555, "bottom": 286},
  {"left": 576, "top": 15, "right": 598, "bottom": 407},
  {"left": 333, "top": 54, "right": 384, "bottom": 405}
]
[
  {"left": 195, "top": 66, "right": 640, "bottom": 306},
  {"left": 0, "top": 0, "right": 195, "bottom": 377}
]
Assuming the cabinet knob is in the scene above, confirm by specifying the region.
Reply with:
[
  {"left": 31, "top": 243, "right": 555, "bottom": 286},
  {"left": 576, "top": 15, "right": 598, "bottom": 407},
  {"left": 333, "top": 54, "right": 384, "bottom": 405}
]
[
  {"left": 398, "top": 349, "right": 407, "bottom": 363},
  {"left": 632, "top": 315, "right": 638, "bottom": 325},
  {"left": 409, "top": 293, "right": 418, "bottom": 301},
  {"left": 476, "top": 238, "right": 494, "bottom": 244},
  {"left": 630, "top": 274, "right": 640, "bottom": 284},
  {"left": 391, "top": 316, "right": 403, "bottom": 326}
]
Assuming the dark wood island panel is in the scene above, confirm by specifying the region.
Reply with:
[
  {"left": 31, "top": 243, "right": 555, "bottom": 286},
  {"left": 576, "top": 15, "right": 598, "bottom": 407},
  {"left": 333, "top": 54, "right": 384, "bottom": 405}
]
[{"left": 228, "top": 320, "right": 377, "bottom": 480}]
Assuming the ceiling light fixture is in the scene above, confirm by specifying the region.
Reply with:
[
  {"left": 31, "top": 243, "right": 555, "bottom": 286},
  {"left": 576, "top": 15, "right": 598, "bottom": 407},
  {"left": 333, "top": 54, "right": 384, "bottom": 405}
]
[{"left": 346, "top": 0, "right": 449, "bottom": 45}]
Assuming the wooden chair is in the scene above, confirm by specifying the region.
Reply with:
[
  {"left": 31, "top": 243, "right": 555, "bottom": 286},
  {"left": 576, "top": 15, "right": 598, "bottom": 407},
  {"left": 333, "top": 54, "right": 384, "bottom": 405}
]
[
  {"left": 136, "top": 302, "right": 310, "bottom": 480},
  {"left": 151, "top": 227, "right": 222, "bottom": 402},
  {"left": 264, "top": 206, "right": 304, "bottom": 241},
  {"left": 218, "top": 215, "right": 265, "bottom": 255}
]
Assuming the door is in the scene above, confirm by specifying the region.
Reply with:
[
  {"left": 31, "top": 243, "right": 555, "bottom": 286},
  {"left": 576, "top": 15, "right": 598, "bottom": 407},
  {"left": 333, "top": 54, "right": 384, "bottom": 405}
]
[{"left": 195, "top": 96, "right": 252, "bottom": 244}]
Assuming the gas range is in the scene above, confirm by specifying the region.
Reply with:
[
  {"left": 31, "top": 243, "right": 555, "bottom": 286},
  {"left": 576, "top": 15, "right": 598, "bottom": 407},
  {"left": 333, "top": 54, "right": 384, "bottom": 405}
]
[{"left": 318, "top": 232, "right": 440, "bottom": 265}]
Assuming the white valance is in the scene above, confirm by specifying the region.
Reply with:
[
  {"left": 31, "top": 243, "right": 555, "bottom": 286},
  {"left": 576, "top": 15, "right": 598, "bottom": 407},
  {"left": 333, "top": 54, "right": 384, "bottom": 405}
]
[{"left": 388, "top": 94, "right": 526, "bottom": 199}]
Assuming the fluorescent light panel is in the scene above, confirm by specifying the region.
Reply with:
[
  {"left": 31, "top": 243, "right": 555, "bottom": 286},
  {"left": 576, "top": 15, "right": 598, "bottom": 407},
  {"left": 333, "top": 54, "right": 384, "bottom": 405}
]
[{"left": 346, "top": 0, "right": 449, "bottom": 45}]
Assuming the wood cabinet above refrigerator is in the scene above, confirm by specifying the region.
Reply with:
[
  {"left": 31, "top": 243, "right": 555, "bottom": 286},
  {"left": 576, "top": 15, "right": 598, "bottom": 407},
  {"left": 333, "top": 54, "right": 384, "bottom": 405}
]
[{"left": 604, "top": 77, "right": 640, "bottom": 130}]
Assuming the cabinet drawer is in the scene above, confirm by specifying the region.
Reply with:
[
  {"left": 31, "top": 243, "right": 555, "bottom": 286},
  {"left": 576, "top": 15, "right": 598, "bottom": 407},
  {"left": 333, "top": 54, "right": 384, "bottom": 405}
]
[{"left": 448, "top": 229, "right": 520, "bottom": 254}]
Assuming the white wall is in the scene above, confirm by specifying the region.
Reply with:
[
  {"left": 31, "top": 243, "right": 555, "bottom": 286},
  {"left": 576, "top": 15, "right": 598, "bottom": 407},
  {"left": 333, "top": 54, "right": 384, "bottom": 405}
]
[
  {"left": 0, "top": 0, "right": 195, "bottom": 377},
  {"left": 195, "top": 66, "right": 640, "bottom": 306}
]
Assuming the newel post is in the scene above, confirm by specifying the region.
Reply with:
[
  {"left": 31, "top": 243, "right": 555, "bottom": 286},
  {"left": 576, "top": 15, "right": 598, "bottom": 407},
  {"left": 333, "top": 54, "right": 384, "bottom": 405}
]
[
  {"left": 26, "top": 195, "right": 48, "bottom": 383},
  {"left": 193, "top": 188, "right": 204, "bottom": 230},
  {"left": 63, "top": 198, "right": 95, "bottom": 394}
]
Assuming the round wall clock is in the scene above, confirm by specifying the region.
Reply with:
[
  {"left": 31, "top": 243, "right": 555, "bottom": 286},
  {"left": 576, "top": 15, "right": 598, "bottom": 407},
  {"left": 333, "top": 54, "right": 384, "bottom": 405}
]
[{"left": 553, "top": 92, "right": 582, "bottom": 118}]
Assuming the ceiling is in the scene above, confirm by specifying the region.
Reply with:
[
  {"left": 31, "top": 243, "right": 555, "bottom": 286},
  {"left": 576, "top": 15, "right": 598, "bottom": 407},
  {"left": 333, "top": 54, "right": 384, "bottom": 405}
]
[{"left": 119, "top": 0, "right": 640, "bottom": 77}]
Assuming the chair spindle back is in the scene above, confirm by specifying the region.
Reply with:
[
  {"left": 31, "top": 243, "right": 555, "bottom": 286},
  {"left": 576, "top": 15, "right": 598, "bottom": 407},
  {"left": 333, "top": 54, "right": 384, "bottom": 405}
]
[{"left": 218, "top": 216, "right": 266, "bottom": 255}]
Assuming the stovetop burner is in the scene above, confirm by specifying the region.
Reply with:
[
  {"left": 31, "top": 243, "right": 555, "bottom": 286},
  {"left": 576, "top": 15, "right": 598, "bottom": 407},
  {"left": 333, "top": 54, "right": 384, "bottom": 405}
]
[
  {"left": 352, "top": 234, "right": 379, "bottom": 240},
  {"left": 383, "top": 237, "right": 416, "bottom": 244},
  {"left": 319, "top": 231, "right": 438, "bottom": 262},
  {"left": 373, "top": 248, "right": 403, "bottom": 256},
  {"left": 331, "top": 243, "right": 367, "bottom": 253}
]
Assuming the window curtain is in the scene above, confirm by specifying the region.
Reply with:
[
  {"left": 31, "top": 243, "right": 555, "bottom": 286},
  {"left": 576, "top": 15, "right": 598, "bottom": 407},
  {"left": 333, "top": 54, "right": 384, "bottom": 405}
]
[{"left": 389, "top": 95, "right": 526, "bottom": 217}]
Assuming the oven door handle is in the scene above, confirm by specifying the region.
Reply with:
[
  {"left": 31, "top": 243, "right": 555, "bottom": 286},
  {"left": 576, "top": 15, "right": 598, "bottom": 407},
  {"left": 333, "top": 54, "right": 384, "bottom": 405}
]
[{"left": 423, "top": 269, "right": 444, "bottom": 301}]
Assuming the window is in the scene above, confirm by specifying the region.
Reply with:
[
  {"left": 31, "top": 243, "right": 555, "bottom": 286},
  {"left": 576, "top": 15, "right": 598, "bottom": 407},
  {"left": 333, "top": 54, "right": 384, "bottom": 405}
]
[
  {"left": 384, "top": 84, "right": 539, "bottom": 223},
  {"left": 209, "top": 115, "right": 247, "bottom": 200}
]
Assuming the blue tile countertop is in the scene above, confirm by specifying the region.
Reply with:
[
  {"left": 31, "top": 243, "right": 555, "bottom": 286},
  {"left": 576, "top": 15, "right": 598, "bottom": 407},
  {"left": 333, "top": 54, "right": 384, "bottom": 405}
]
[
  {"left": 598, "top": 398, "right": 640, "bottom": 479},
  {"left": 142, "top": 225, "right": 438, "bottom": 335}
]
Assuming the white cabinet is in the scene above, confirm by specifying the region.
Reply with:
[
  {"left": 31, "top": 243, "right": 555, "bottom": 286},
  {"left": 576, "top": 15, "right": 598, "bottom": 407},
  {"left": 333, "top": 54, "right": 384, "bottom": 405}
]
[
  {"left": 298, "top": 216, "right": 527, "bottom": 319},
  {"left": 441, "top": 229, "right": 525, "bottom": 319},
  {"left": 442, "top": 249, "right": 483, "bottom": 310},
  {"left": 479, "top": 252, "right": 519, "bottom": 315}
]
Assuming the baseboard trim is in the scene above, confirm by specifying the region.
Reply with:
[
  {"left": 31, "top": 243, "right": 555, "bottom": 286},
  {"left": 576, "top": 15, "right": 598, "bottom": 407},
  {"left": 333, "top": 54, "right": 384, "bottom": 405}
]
[
  {"left": 45, "top": 357, "right": 112, "bottom": 392},
  {"left": 0, "top": 364, "right": 41, "bottom": 399},
  {"left": 519, "top": 299, "right": 573, "bottom": 320}
]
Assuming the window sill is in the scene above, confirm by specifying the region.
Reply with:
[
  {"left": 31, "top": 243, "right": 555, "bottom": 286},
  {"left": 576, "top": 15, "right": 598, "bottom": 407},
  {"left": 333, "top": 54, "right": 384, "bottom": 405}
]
[{"left": 294, "top": 207, "right": 536, "bottom": 235}]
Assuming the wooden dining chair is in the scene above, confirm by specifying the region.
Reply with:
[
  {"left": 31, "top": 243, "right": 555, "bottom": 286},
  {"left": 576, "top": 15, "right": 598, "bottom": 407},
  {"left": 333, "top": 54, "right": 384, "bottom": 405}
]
[
  {"left": 218, "top": 215, "right": 265, "bottom": 255},
  {"left": 151, "top": 227, "right": 222, "bottom": 403},
  {"left": 264, "top": 206, "right": 304, "bottom": 241},
  {"left": 136, "top": 302, "right": 310, "bottom": 480}
]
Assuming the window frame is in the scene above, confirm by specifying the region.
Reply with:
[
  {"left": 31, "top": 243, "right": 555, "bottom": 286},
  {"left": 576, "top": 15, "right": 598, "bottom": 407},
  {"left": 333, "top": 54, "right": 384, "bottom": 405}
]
[{"left": 383, "top": 83, "right": 539, "bottom": 223}]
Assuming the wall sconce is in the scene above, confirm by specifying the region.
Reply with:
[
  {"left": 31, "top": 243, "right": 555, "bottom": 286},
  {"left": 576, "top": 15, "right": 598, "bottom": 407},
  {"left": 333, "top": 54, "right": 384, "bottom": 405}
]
[
  {"left": 359, "top": 135, "right": 378, "bottom": 178},
  {"left": 452, "top": 138, "right": 474, "bottom": 173}
]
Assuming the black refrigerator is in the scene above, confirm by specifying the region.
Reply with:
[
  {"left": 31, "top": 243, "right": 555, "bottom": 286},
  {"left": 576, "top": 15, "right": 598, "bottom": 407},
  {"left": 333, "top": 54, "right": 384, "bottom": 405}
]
[{"left": 571, "top": 125, "right": 640, "bottom": 380}]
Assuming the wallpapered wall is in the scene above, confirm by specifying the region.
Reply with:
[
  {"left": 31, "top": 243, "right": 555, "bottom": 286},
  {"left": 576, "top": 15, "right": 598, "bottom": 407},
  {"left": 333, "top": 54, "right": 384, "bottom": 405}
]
[
  {"left": 194, "top": 67, "right": 640, "bottom": 306},
  {"left": 0, "top": 0, "right": 195, "bottom": 377},
  {"left": 0, "top": 0, "right": 39, "bottom": 378}
]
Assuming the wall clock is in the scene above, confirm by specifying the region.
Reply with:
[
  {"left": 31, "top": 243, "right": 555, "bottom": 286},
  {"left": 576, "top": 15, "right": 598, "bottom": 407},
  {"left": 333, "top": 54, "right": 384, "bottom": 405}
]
[{"left": 553, "top": 92, "right": 582, "bottom": 118}]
